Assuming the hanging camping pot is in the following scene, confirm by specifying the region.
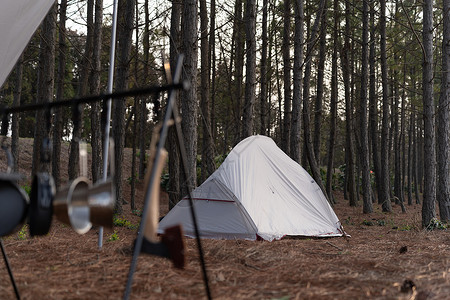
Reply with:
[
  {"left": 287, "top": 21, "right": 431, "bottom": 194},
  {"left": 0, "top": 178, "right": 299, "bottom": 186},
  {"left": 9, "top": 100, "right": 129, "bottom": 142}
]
[
  {"left": 0, "top": 143, "right": 29, "bottom": 237},
  {"left": 88, "top": 179, "right": 114, "bottom": 228},
  {"left": 29, "top": 137, "right": 55, "bottom": 236},
  {"left": 29, "top": 172, "right": 55, "bottom": 236},
  {"left": 53, "top": 176, "right": 92, "bottom": 234},
  {"left": 0, "top": 174, "right": 29, "bottom": 237}
]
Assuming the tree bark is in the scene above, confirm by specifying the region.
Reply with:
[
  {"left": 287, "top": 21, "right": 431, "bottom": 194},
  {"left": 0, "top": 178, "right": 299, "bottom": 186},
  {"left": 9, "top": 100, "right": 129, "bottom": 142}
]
[
  {"left": 369, "top": 1, "right": 381, "bottom": 203},
  {"left": 11, "top": 55, "right": 24, "bottom": 174},
  {"left": 200, "top": 0, "right": 215, "bottom": 181},
  {"left": 242, "top": 0, "right": 256, "bottom": 139},
  {"left": 290, "top": 0, "right": 303, "bottom": 162},
  {"left": 359, "top": 0, "right": 373, "bottom": 214},
  {"left": 379, "top": 0, "right": 392, "bottom": 212},
  {"left": 259, "top": 0, "right": 268, "bottom": 136},
  {"left": 437, "top": 0, "right": 450, "bottom": 222},
  {"left": 113, "top": 0, "right": 135, "bottom": 214},
  {"left": 302, "top": 0, "right": 329, "bottom": 204},
  {"left": 168, "top": 0, "right": 182, "bottom": 209},
  {"left": 422, "top": 0, "right": 436, "bottom": 227},
  {"left": 342, "top": 0, "right": 357, "bottom": 207},
  {"left": 181, "top": 0, "right": 199, "bottom": 193},
  {"left": 32, "top": 2, "right": 56, "bottom": 176},
  {"left": 314, "top": 7, "right": 327, "bottom": 165},
  {"left": 52, "top": 0, "right": 67, "bottom": 188},
  {"left": 281, "top": 0, "right": 291, "bottom": 154},
  {"left": 90, "top": 0, "right": 103, "bottom": 183}
]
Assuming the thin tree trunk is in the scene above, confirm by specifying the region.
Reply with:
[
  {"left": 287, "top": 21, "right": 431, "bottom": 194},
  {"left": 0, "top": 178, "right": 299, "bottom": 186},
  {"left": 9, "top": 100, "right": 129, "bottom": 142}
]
[
  {"left": 379, "top": 0, "right": 392, "bottom": 212},
  {"left": 200, "top": 0, "right": 215, "bottom": 181},
  {"left": 359, "top": 0, "right": 373, "bottom": 214},
  {"left": 181, "top": 0, "right": 199, "bottom": 192},
  {"left": 11, "top": 55, "right": 23, "bottom": 174},
  {"left": 290, "top": 0, "right": 303, "bottom": 162},
  {"left": 139, "top": 0, "right": 150, "bottom": 180},
  {"left": 32, "top": 2, "right": 56, "bottom": 176},
  {"left": 326, "top": 0, "right": 337, "bottom": 203},
  {"left": 52, "top": 0, "right": 67, "bottom": 188},
  {"left": 232, "top": 0, "right": 244, "bottom": 144},
  {"left": 422, "top": 0, "right": 436, "bottom": 227},
  {"left": 314, "top": 7, "right": 327, "bottom": 164},
  {"left": 167, "top": 0, "right": 181, "bottom": 209},
  {"left": 342, "top": 0, "right": 357, "bottom": 207},
  {"left": 242, "top": 0, "right": 256, "bottom": 139},
  {"left": 113, "top": 0, "right": 135, "bottom": 214},
  {"left": 259, "top": 0, "right": 268, "bottom": 135},
  {"left": 437, "top": 0, "right": 450, "bottom": 222},
  {"left": 69, "top": 0, "right": 94, "bottom": 181},
  {"left": 302, "top": 0, "right": 329, "bottom": 204},
  {"left": 90, "top": 0, "right": 103, "bottom": 183},
  {"left": 281, "top": 0, "right": 291, "bottom": 154},
  {"left": 369, "top": 1, "right": 380, "bottom": 203}
]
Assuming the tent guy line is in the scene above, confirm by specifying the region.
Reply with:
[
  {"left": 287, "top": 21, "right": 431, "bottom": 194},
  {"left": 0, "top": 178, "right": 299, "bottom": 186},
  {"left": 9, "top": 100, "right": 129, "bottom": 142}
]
[{"left": 0, "top": 82, "right": 187, "bottom": 116}]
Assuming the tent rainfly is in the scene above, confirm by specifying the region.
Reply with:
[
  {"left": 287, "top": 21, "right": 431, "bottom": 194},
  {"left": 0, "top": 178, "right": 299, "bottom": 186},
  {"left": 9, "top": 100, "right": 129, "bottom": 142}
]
[{"left": 159, "top": 135, "right": 346, "bottom": 241}]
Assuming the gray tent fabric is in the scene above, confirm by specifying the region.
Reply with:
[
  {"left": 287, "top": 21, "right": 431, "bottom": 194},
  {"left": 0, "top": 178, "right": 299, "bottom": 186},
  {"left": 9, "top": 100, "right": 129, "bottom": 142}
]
[
  {"left": 0, "top": 0, "right": 55, "bottom": 88},
  {"left": 159, "top": 135, "right": 345, "bottom": 241}
]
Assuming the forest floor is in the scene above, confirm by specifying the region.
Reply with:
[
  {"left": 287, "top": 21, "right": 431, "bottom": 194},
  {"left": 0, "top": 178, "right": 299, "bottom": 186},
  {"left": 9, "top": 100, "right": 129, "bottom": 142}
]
[{"left": 0, "top": 137, "right": 449, "bottom": 300}]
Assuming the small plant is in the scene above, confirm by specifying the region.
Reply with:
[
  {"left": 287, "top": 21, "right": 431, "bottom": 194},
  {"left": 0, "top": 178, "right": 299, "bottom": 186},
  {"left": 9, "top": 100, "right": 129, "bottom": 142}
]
[
  {"left": 362, "top": 219, "right": 375, "bottom": 226},
  {"left": 113, "top": 215, "right": 138, "bottom": 230},
  {"left": 108, "top": 230, "right": 119, "bottom": 242},
  {"left": 17, "top": 224, "right": 28, "bottom": 240},
  {"left": 21, "top": 184, "right": 32, "bottom": 196},
  {"left": 426, "top": 218, "right": 448, "bottom": 230},
  {"left": 399, "top": 224, "right": 413, "bottom": 231},
  {"left": 132, "top": 209, "right": 142, "bottom": 217}
]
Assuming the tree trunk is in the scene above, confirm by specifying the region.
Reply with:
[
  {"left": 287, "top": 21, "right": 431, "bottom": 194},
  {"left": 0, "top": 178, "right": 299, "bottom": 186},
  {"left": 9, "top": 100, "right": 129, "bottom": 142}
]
[
  {"left": 32, "top": 2, "right": 56, "bottom": 176},
  {"left": 437, "top": 0, "right": 450, "bottom": 222},
  {"left": 359, "top": 0, "right": 373, "bottom": 214},
  {"left": 421, "top": 0, "right": 436, "bottom": 227},
  {"left": 139, "top": 0, "right": 150, "bottom": 180},
  {"left": 113, "top": 0, "right": 135, "bottom": 214},
  {"left": 68, "top": 0, "right": 94, "bottom": 181},
  {"left": 259, "top": 0, "right": 268, "bottom": 136},
  {"left": 90, "top": 0, "right": 103, "bottom": 183},
  {"left": 342, "top": 0, "right": 357, "bottom": 207},
  {"left": 52, "top": 0, "right": 67, "bottom": 188},
  {"left": 200, "top": 0, "right": 215, "bottom": 181},
  {"left": 326, "top": 0, "right": 337, "bottom": 203},
  {"left": 369, "top": 1, "right": 381, "bottom": 203},
  {"left": 232, "top": 0, "right": 244, "bottom": 144},
  {"left": 168, "top": 0, "right": 182, "bottom": 209},
  {"left": 314, "top": 7, "right": 327, "bottom": 165},
  {"left": 290, "top": 0, "right": 303, "bottom": 162},
  {"left": 242, "top": 0, "right": 256, "bottom": 139},
  {"left": 379, "top": 0, "right": 392, "bottom": 212},
  {"left": 181, "top": 0, "right": 199, "bottom": 193},
  {"left": 302, "top": 0, "right": 329, "bottom": 204},
  {"left": 11, "top": 55, "right": 23, "bottom": 174},
  {"left": 281, "top": 0, "right": 291, "bottom": 154}
]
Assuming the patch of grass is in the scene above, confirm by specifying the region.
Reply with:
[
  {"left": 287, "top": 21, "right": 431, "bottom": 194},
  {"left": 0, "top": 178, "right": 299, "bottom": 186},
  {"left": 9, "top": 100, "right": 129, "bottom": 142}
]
[
  {"left": 21, "top": 184, "right": 31, "bottom": 196},
  {"left": 108, "top": 230, "right": 119, "bottom": 242},
  {"left": 362, "top": 219, "right": 375, "bottom": 226},
  {"left": 425, "top": 218, "right": 448, "bottom": 230},
  {"left": 132, "top": 209, "right": 142, "bottom": 217},
  {"left": 17, "top": 224, "right": 28, "bottom": 240},
  {"left": 113, "top": 215, "right": 138, "bottom": 230}
]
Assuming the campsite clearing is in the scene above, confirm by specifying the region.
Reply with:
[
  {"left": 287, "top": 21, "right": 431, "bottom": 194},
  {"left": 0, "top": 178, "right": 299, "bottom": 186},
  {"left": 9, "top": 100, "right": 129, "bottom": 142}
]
[{"left": 1, "top": 139, "right": 449, "bottom": 299}]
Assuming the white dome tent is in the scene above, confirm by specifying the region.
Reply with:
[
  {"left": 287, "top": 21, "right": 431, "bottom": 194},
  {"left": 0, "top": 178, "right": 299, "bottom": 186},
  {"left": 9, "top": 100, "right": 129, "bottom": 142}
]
[{"left": 159, "top": 135, "right": 346, "bottom": 241}]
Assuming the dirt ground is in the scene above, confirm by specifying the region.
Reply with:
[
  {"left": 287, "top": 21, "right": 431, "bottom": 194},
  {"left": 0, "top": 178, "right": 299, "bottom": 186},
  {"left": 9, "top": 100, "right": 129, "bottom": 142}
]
[{"left": 0, "top": 138, "right": 449, "bottom": 299}]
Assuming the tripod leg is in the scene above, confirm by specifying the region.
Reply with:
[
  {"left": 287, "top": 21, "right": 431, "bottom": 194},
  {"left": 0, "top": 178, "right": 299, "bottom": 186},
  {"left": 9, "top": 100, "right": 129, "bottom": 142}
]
[{"left": 1, "top": 239, "right": 20, "bottom": 300}]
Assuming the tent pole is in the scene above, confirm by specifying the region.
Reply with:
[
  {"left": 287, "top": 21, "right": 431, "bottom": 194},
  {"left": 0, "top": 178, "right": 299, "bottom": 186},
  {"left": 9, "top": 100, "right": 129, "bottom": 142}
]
[{"left": 98, "top": 0, "right": 118, "bottom": 250}]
